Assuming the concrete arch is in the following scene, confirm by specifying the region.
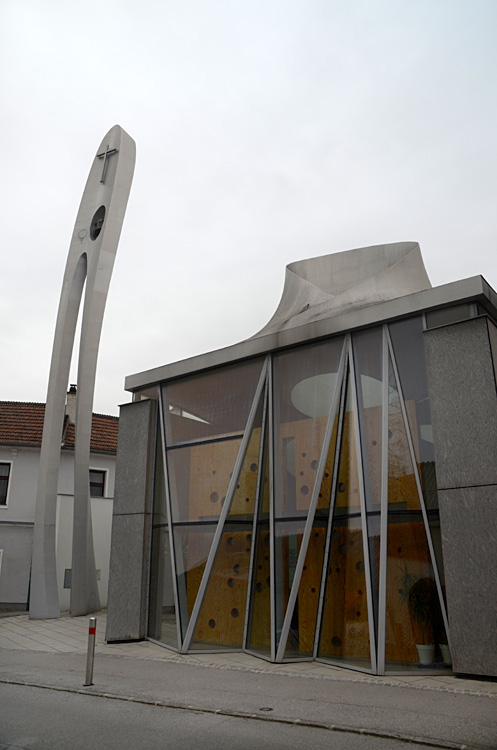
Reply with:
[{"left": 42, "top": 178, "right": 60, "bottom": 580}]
[{"left": 30, "top": 126, "right": 135, "bottom": 619}]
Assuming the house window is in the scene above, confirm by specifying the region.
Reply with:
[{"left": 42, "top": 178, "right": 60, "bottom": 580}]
[
  {"left": 89, "top": 469, "right": 106, "bottom": 497},
  {"left": 0, "top": 463, "right": 10, "bottom": 505}
]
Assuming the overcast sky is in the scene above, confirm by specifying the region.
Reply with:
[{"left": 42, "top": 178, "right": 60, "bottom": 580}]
[{"left": 2, "top": 0, "right": 496, "bottom": 416}]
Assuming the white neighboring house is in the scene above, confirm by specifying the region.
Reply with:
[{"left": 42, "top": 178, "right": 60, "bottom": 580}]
[{"left": 0, "top": 389, "right": 118, "bottom": 611}]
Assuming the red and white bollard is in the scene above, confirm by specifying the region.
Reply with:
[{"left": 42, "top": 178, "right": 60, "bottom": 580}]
[{"left": 84, "top": 616, "right": 97, "bottom": 686}]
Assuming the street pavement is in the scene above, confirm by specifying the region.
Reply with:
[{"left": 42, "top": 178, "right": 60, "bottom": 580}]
[{"left": 1, "top": 611, "right": 496, "bottom": 749}]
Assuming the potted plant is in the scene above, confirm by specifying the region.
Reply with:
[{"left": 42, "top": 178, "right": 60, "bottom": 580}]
[{"left": 397, "top": 565, "right": 436, "bottom": 665}]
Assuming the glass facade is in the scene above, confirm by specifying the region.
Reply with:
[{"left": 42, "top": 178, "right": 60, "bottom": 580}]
[{"left": 148, "top": 318, "right": 450, "bottom": 674}]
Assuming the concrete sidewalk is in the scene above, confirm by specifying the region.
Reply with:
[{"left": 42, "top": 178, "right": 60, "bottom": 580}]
[
  {"left": 1, "top": 610, "right": 496, "bottom": 695},
  {"left": 1, "top": 611, "right": 496, "bottom": 749}
]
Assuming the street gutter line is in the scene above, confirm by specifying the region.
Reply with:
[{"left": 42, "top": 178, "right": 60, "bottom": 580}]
[{"left": 0, "top": 678, "right": 489, "bottom": 750}]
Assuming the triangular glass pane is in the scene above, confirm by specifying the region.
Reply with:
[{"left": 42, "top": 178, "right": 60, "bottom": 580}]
[
  {"left": 148, "top": 421, "right": 179, "bottom": 648},
  {"left": 189, "top": 389, "right": 265, "bottom": 650},
  {"left": 166, "top": 360, "right": 264, "bottom": 640},
  {"left": 282, "top": 412, "right": 339, "bottom": 658},
  {"left": 273, "top": 338, "right": 345, "bottom": 648},
  {"left": 384, "top": 354, "right": 449, "bottom": 671},
  {"left": 245, "top": 414, "right": 271, "bottom": 656},
  {"left": 318, "top": 369, "right": 372, "bottom": 669}
]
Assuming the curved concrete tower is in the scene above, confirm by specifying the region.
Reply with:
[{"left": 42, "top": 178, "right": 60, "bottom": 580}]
[{"left": 30, "top": 125, "right": 136, "bottom": 619}]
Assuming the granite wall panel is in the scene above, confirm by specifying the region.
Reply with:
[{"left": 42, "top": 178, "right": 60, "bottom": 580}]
[
  {"left": 438, "top": 485, "right": 497, "bottom": 677},
  {"left": 106, "top": 399, "right": 156, "bottom": 642},
  {"left": 424, "top": 317, "right": 497, "bottom": 490}
]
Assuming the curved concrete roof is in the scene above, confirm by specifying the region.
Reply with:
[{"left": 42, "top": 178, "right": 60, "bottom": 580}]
[{"left": 252, "top": 241, "right": 432, "bottom": 337}]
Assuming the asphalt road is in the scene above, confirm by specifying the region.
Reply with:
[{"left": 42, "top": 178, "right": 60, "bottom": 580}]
[
  {"left": 1, "top": 649, "right": 496, "bottom": 749},
  {"left": 1, "top": 682, "right": 451, "bottom": 750}
]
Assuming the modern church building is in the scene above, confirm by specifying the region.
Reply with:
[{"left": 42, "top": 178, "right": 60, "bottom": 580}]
[{"left": 106, "top": 242, "right": 497, "bottom": 678}]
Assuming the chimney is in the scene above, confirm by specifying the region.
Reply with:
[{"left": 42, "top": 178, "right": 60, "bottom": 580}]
[{"left": 65, "top": 384, "right": 77, "bottom": 425}]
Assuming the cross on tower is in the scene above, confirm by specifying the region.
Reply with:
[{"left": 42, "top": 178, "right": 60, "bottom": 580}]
[{"left": 96, "top": 144, "right": 118, "bottom": 183}]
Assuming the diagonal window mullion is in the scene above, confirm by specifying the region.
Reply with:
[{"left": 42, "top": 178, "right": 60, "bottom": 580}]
[
  {"left": 348, "top": 337, "right": 378, "bottom": 673},
  {"left": 158, "top": 386, "right": 183, "bottom": 651},
  {"left": 377, "top": 325, "right": 389, "bottom": 674},
  {"left": 313, "top": 351, "right": 349, "bottom": 658},
  {"left": 275, "top": 338, "right": 347, "bottom": 661},
  {"left": 242, "top": 374, "right": 270, "bottom": 650},
  {"left": 385, "top": 327, "right": 451, "bottom": 644},
  {"left": 181, "top": 359, "right": 269, "bottom": 653}
]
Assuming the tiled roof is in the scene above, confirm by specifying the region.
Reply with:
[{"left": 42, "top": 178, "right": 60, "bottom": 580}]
[{"left": 0, "top": 402, "right": 119, "bottom": 454}]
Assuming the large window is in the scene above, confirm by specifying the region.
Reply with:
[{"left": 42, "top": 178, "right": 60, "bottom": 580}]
[
  {"left": 0, "top": 463, "right": 11, "bottom": 505},
  {"left": 148, "top": 319, "right": 449, "bottom": 674}
]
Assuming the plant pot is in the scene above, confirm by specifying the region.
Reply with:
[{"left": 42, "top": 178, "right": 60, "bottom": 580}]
[
  {"left": 416, "top": 643, "right": 435, "bottom": 666},
  {"left": 440, "top": 644, "right": 452, "bottom": 666}
]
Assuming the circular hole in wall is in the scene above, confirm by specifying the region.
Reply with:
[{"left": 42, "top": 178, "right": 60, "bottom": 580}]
[
  {"left": 310, "top": 460, "right": 318, "bottom": 470},
  {"left": 231, "top": 608, "right": 239, "bottom": 618},
  {"left": 233, "top": 564, "right": 241, "bottom": 574},
  {"left": 210, "top": 492, "right": 219, "bottom": 504},
  {"left": 90, "top": 205, "right": 106, "bottom": 240},
  {"left": 338, "top": 483, "right": 346, "bottom": 493},
  {"left": 300, "top": 485, "right": 309, "bottom": 495},
  {"left": 331, "top": 636, "right": 341, "bottom": 648},
  {"left": 227, "top": 578, "right": 235, "bottom": 588},
  {"left": 255, "top": 582, "right": 263, "bottom": 592},
  {"left": 208, "top": 619, "right": 216, "bottom": 629},
  {"left": 250, "top": 463, "right": 258, "bottom": 472}
]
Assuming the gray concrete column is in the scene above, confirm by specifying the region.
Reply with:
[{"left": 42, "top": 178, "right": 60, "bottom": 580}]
[
  {"left": 424, "top": 316, "right": 497, "bottom": 677},
  {"left": 106, "top": 399, "right": 157, "bottom": 642}
]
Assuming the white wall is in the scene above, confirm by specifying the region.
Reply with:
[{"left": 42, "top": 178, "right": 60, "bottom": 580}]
[
  {"left": 56, "top": 494, "right": 114, "bottom": 611},
  {"left": 0, "top": 447, "right": 40, "bottom": 522},
  {"left": 0, "top": 445, "right": 115, "bottom": 610}
]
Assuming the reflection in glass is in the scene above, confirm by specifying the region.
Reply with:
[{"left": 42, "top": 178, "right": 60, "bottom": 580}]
[
  {"left": 167, "top": 439, "right": 242, "bottom": 523},
  {"left": 282, "top": 414, "right": 339, "bottom": 659},
  {"left": 352, "top": 327, "right": 383, "bottom": 639},
  {"left": 174, "top": 525, "right": 216, "bottom": 640},
  {"left": 190, "top": 394, "right": 264, "bottom": 649},
  {"left": 388, "top": 318, "right": 445, "bottom": 593},
  {"left": 148, "top": 422, "right": 178, "bottom": 648},
  {"left": 319, "top": 516, "right": 371, "bottom": 668},
  {"left": 246, "top": 421, "right": 271, "bottom": 656},
  {"left": 384, "top": 354, "right": 448, "bottom": 670},
  {"left": 273, "top": 338, "right": 344, "bottom": 519},
  {"left": 163, "top": 359, "right": 263, "bottom": 446},
  {"left": 352, "top": 328, "right": 383, "bottom": 512},
  {"left": 388, "top": 318, "right": 438, "bottom": 511},
  {"left": 318, "top": 369, "right": 372, "bottom": 670}
]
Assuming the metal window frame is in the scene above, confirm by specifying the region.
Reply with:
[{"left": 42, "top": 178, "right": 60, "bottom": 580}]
[
  {"left": 313, "top": 352, "right": 348, "bottom": 659},
  {"left": 377, "top": 324, "right": 389, "bottom": 674},
  {"left": 242, "top": 374, "right": 270, "bottom": 650},
  {"left": 385, "top": 326, "right": 451, "bottom": 651},
  {"left": 158, "top": 385, "right": 183, "bottom": 651},
  {"left": 314, "top": 337, "right": 377, "bottom": 674},
  {"left": 348, "top": 335, "right": 378, "bottom": 674},
  {"left": 275, "top": 338, "right": 347, "bottom": 662},
  {"left": 268, "top": 357, "right": 276, "bottom": 662},
  {"left": 180, "top": 358, "right": 269, "bottom": 653}
]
